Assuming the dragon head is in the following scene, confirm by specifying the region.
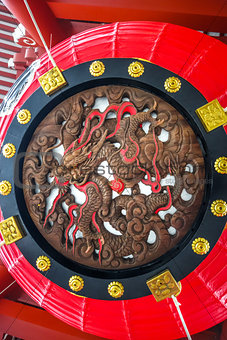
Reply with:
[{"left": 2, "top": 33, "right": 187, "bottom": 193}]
[{"left": 59, "top": 129, "right": 108, "bottom": 186}]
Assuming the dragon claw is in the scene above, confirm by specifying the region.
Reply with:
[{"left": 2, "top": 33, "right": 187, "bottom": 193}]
[
  {"left": 156, "top": 118, "right": 164, "bottom": 126},
  {"left": 85, "top": 245, "right": 92, "bottom": 253}
]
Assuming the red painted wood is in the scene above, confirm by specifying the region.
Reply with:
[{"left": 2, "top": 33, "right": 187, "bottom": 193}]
[
  {"left": 0, "top": 299, "right": 105, "bottom": 340},
  {"left": 0, "top": 61, "right": 8, "bottom": 67},
  {"left": 0, "top": 23, "right": 15, "bottom": 32},
  {"left": 0, "top": 13, "right": 17, "bottom": 24},
  {"left": 221, "top": 320, "right": 227, "bottom": 340},
  {"left": 0, "top": 89, "right": 8, "bottom": 95},
  {"left": 2, "top": 0, "right": 71, "bottom": 47},
  {"left": 0, "top": 71, "right": 16, "bottom": 79},
  {"left": 0, "top": 263, "right": 14, "bottom": 297},
  {"left": 0, "top": 42, "right": 20, "bottom": 53},
  {"left": 0, "top": 79, "right": 15, "bottom": 88},
  {"left": 0, "top": 3, "right": 11, "bottom": 13},
  {"left": 0, "top": 31, "right": 14, "bottom": 42},
  {"left": 0, "top": 51, "right": 15, "bottom": 60},
  {"left": 46, "top": 0, "right": 227, "bottom": 33}
]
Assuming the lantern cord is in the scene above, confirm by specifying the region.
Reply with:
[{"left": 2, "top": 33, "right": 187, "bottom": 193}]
[
  {"left": 0, "top": 280, "right": 16, "bottom": 295},
  {"left": 23, "top": 0, "right": 57, "bottom": 68},
  {"left": 171, "top": 295, "right": 192, "bottom": 340}
]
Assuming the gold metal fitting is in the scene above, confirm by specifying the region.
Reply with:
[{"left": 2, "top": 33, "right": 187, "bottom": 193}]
[
  {"left": 89, "top": 61, "right": 105, "bottom": 77},
  {"left": 192, "top": 237, "right": 210, "bottom": 255},
  {"left": 211, "top": 200, "right": 227, "bottom": 217},
  {"left": 0, "top": 216, "right": 24, "bottom": 245},
  {"left": 214, "top": 157, "right": 227, "bottom": 174},
  {"left": 133, "top": 57, "right": 152, "bottom": 63},
  {"left": 2, "top": 143, "right": 16, "bottom": 158},
  {"left": 108, "top": 281, "right": 124, "bottom": 298},
  {"left": 146, "top": 270, "right": 181, "bottom": 302},
  {"left": 195, "top": 99, "right": 227, "bottom": 132},
  {"left": 36, "top": 256, "right": 51, "bottom": 272},
  {"left": 164, "top": 76, "right": 181, "bottom": 93},
  {"left": 128, "top": 61, "right": 144, "bottom": 78},
  {"left": 38, "top": 66, "right": 67, "bottom": 95},
  {"left": 69, "top": 275, "right": 84, "bottom": 292},
  {"left": 17, "top": 109, "right": 31, "bottom": 124},
  {"left": 0, "top": 180, "right": 12, "bottom": 196}
]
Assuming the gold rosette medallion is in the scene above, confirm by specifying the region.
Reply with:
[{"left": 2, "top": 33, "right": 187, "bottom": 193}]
[
  {"left": 192, "top": 238, "right": 210, "bottom": 255},
  {"left": 36, "top": 256, "right": 51, "bottom": 272},
  {"left": 2, "top": 143, "right": 16, "bottom": 158},
  {"left": 89, "top": 61, "right": 105, "bottom": 77},
  {"left": 164, "top": 76, "right": 181, "bottom": 93},
  {"left": 128, "top": 61, "right": 144, "bottom": 78},
  {"left": 108, "top": 281, "right": 124, "bottom": 298},
  {"left": 69, "top": 275, "right": 84, "bottom": 292},
  {"left": 17, "top": 109, "right": 31, "bottom": 124},
  {"left": 0, "top": 181, "right": 12, "bottom": 196}
]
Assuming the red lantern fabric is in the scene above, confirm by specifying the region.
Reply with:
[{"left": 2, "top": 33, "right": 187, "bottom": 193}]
[{"left": 0, "top": 21, "right": 227, "bottom": 339}]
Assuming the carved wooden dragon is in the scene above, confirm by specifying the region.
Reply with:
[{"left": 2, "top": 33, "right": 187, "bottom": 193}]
[{"left": 23, "top": 86, "right": 205, "bottom": 269}]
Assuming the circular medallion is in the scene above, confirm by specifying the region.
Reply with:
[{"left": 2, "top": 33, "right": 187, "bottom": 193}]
[
  {"left": 69, "top": 275, "right": 84, "bottom": 292},
  {"left": 192, "top": 238, "right": 210, "bottom": 255},
  {"left": 0, "top": 181, "right": 12, "bottom": 196},
  {"left": 22, "top": 85, "right": 205, "bottom": 270},
  {"left": 89, "top": 61, "right": 105, "bottom": 77},
  {"left": 17, "top": 109, "right": 31, "bottom": 124},
  {"left": 128, "top": 61, "right": 144, "bottom": 77},
  {"left": 2, "top": 143, "right": 16, "bottom": 158},
  {"left": 36, "top": 255, "right": 51, "bottom": 271},
  {"left": 1, "top": 58, "right": 226, "bottom": 300},
  {"left": 164, "top": 77, "right": 181, "bottom": 93},
  {"left": 211, "top": 200, "right": 227, "bottom": 217},
  {"left": 214, "top": 157, "right": 227, "bottom": 174},
  {"left": 108, "top": 281, "right": 124, "bottom": 298}
]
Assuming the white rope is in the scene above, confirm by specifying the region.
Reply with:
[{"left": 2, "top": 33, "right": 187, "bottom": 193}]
[
  {"left": 23, "top": 0, "right": 57, "bottom": 68},
  {"left": 0, "top": 280, "right": 16, "bottom": 295},
  {"left": 172, "top": 295, "right": 192, "bottom": 340}
]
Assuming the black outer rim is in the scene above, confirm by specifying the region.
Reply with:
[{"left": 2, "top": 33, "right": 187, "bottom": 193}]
[{"left": 0, "top": 58, "right": 226, "bottom": 300}]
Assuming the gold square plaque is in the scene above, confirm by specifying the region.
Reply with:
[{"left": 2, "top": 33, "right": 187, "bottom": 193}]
[
  {"left": 38, "top": 66, "right": 67, "bottom": 95},
  {"left": 0, "top": 216, "right": 24, "bottom": 245},
  {"left": 146, "top": 270, "right": 181, "bottom": 302},
  {"left": 195, "top": 99, "right": 227, "bottom": 132}
]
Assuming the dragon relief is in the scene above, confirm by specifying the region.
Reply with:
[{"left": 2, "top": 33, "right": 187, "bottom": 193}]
[{"left": 23, "top": 86, "right": 205, "bottom": 269}]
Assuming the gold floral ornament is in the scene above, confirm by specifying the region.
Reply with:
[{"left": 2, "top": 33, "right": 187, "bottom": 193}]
[
  {"left": 214, "top": 157, "right": 227, "bottom": 174},
  {"left": 164, "top": 76, "right": 181, "bottom": 93},
  {"left": 36, "top": 256, "right": 51, "bottom": 272},
  {"left": 192, "top": 237, "right": 210, "bottom": 255},
  {"left": 146, "top": 270, "right": 181, "bottom": 302},
  {"left": 89, "top": 61, "right": 105, "bottom": 77},
  {"left": 17, "top": 109, "right": 31, "bottom": 124},
  {"left": 2, "top": 143, "right": 16, "bottom": 158},
  {"left": 0, "top": 180, "right": 12, "bottom": 196},
  {"left": 0, "top": 216, "right": 24, "bottom": 245},
  {"left": 195, "top": 99, "right": 227, "bottom": 132},
  {"left": 108, "top": 281, "right": 124, "bottom": 298},
  {"left": 69, "top": 275, "right": 84, "bottom": 292},
  {"left": 38, "top": 66, "right": 67, "bottom": 95},
  {"left": 128, "top": 61, "right": 144, "bottom": 78},
  {"left": 211, "top": 200, "right": 227, "bottom": 217}
]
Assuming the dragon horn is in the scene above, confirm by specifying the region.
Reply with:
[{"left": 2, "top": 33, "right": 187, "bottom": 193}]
[
  {"left": 78, "top": 119, "right": 91, "bottom": 146},
  {"left": 91, "top": 130, "right": 108, "bottom": 155}
]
